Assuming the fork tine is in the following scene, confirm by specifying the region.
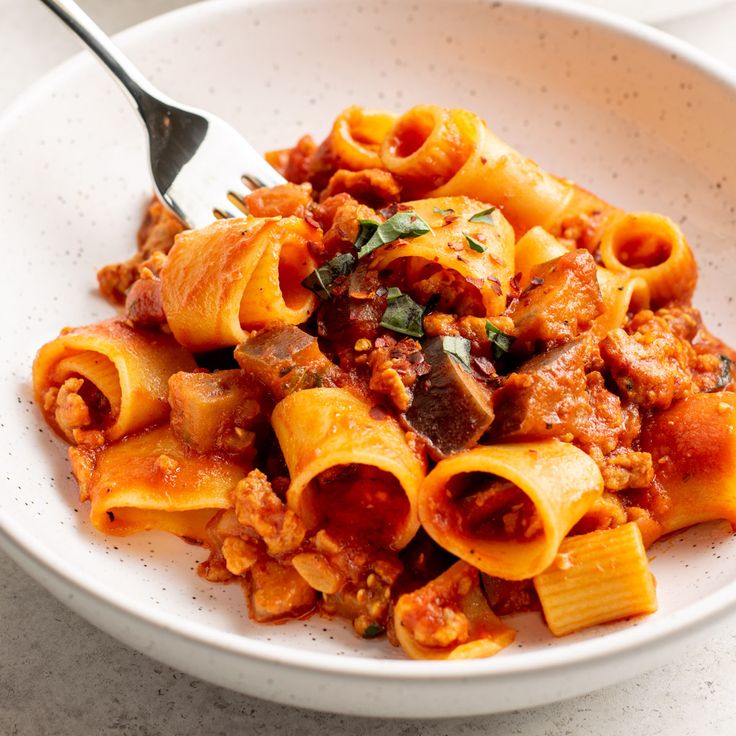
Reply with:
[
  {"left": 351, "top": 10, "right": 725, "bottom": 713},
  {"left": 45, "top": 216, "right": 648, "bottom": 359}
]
[{"left": 227, "top": 191, "right": 249, "bottom": 215}]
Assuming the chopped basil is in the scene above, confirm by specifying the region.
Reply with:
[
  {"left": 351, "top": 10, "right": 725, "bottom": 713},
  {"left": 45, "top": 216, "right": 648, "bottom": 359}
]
[
  {"left": 442, "top": 335, "right": 472, "bottom": 371},
  {"left": 356, "top": 211, "right": 432, "bottom": 258},
  {"left": 486, "top": 320, "right": 514, "bottom": 359},
  {"left": 355, "top": 219, "right": 379, "bottom": 251},
  {"left": 464, "top": 233, "right": 486, "bottom": 253},
  {"left": 301, "top": 252, "right": 356, "bottom": 300},
  {"left": 380, "top": 287, "right": 425, "bottom": 338},
  {"left": 362, "top": 623, "right": 385, "bottom": 639},
  {"left": 469, "top": 207, "right": 496, "bottom": 224},
  {"left": 433, "top": 206, "right": 455, "bottom": 215}
]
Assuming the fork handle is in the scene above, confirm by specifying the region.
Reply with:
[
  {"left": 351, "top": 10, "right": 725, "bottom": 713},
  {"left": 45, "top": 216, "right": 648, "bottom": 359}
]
[{"left": 39, "top": 0, "right": 166, "bottom": 113}]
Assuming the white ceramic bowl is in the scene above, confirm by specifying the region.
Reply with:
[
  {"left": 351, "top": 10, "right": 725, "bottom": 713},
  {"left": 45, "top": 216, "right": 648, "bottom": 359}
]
[
  {"left": 2, "top": 0, "right": 736, "bottom": 718},
  {"left": 578, "top": 0, "right": 727, "bottom": 24}
]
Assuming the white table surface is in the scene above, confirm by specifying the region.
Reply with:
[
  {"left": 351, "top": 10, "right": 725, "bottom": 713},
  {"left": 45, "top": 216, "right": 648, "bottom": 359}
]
[{"left": 2, "top": 1, "right": 736, "bottom": 733}]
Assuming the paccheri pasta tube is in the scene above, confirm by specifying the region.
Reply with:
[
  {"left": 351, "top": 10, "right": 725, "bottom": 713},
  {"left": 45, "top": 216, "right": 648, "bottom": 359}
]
[
  {"left": 418, "top": 441, "right": 603, "bottom": 579},
  {"left": 599, "top": 211, "right": 696, "bottom": 308},
  {"left": 161, "top": 216, "right": 319, "bottom": 350},
  {"left": 640, "top": 392, "right": 736, "bottom": 537},
  {"left": 380, "top": 104, "right": 619, "bottom": 241},
  {"left": 69, "top": 425, "right": 247, "bottom": 539},
  {"left": 394, "top": 561, "right": 516, "bottom": 659},
  {"left": 271, "top": 387, "right": 424, "bottom": 550},
  {"left": 33, "top": 318, "right": 196, "bottom": 444},
  {"left": 369, "top": 196, "right": 515, "bottom": 317}
]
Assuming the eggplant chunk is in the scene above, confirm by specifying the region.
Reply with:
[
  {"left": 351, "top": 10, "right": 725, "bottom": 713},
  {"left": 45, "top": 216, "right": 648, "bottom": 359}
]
[
  {"left": 404, "top": 337, "right": 493, "bottom": 459},
  {"left": 490, "top": 339, "right": 589, "bottom": 439},
  {"left": 508, "top": 250, "right": 603, "bottom": 353},
  {"left": 235, "top": 325, "right": 339, "bottom": 401}
]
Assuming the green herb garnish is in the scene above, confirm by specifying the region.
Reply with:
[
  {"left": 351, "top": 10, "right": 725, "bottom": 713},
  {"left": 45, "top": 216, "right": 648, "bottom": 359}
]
[
  {"left": 486, "top": 320, "right": 514, "bottom": 359},
  {"left": 380, "top": 287, "right": 425, "bottom": 338},
  {"left": 356, "top": 211, "right": 431, "bottom": 258},
  {"left": 354, "top": 219, "right": 379, "bottom": 252},
  {"left": 301, "top": 252, "right": 356, "bottom": 300},
  {"left": 442, "top": 335, "right": 472, "bottom": 371},
  {"left": 469, "top": 207, "right": 496, "bottom": 224},
  {"left": 464, "top": 233, "right": 486, "bottom": 253},
  {"left": 433, "top": 206, "right": 455, "bottom": 215},
  {"left": 709, "top": 354, "right": 733, "bottom": 392},
  {"left": 362, "top": 623, "right": 385, "bottom": 639}
]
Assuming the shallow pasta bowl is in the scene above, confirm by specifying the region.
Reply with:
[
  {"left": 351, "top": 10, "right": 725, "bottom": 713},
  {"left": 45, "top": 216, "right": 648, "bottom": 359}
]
[{"left": 2, "top": 0, "right": 736, "bottom": 718}]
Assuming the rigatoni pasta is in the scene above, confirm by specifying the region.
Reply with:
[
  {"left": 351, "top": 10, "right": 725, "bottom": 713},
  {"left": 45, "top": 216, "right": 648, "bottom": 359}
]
[
  {"left": 33, "top": 102, "right": 735, "bottom": 659},
  {"left": 534, "top": 523, "right": 657, "bottom": 636}
]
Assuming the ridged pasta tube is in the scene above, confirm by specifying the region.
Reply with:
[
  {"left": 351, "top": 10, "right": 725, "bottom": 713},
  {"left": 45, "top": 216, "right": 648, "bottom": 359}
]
[{"left": 534, "top": 523, "right": 657, "bottom": 636}]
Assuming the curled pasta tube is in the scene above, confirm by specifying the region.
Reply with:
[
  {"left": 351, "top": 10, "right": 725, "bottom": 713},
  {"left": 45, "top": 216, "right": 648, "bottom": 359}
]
[
  {"left": 325, "top": 106, "right": 397, "bottom": 171},
  {"left": 418, "top": 441, "right": 603, "bottom": 580},
  {"left": 640, "top": 392, "right": 736, "bottom": 538},
  {"left": 380, "top": 105, "right": 476, "bottom": 187},
  {"left": 591, "top": 269, "right": 650, "bottom": 340},
  {"left": 369, "top": 196, "right": 515, "bottom": 316},
  {"left": 381, "top": 105, "right": 617, "bottom": 238},
  {"left": 33, "top": 318, "right": 196, "bottom": 444},
  {"left": 394, "top": 561, "right": 515, "bottom": 660},
  {"left": 161, "top": 216, "right": 319, "bottom": 351},
  {"left": 271, "top": 387, "right": 424, "bottom": 550},
  {"left": 598, "top": 211, "right": 697, "bottom": 307},
  {"left": 513, "top": 226, "right": 570, "bottom": 289},
  {"left": 68, "top": 425, "right": 246, "bottom": 539}
]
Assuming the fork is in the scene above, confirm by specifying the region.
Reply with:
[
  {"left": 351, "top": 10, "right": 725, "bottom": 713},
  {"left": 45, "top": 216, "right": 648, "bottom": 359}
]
[{"left": 40, "top": 0, "right": 286, "bottom": 229}]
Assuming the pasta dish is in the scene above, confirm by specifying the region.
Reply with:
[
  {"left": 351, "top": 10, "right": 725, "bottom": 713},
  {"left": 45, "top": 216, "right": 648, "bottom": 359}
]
[{"left": 32, "top": 104, "right": 736, "bottom": 659}]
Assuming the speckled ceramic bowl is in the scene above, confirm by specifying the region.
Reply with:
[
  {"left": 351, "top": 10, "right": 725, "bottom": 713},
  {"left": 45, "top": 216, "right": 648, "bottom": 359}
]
[{"left": 1, "top": 0, "right": 735, "bottom": 718}]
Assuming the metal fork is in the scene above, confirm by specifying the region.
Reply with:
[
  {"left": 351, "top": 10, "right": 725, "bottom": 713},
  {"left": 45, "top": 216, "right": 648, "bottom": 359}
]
[{"left": 40, "top": 0, "right": 286, "bottom": 229}]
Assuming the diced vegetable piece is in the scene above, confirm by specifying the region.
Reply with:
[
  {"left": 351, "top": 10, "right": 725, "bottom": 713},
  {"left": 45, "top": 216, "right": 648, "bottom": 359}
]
[
  {"left": 168, "top": 369, "right": 261, "bottom": 454},
  {"left": 404, "top": 336, "right": 493, "bottom": 458},
  {"left": 234, "top": 325, "right": 339, "bottom": 400}
]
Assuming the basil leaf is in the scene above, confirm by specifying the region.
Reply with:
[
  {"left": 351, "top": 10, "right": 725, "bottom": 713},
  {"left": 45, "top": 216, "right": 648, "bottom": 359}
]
[
  {"left": 469, "top": 207, "right": 496, "bottom": 224},
  {"left": 433, "top": 206, "right": 455, "bottom": 215},
  {"left": 486, "top": 320, "right": 514, "bottom": 359},
  {"left": 301, "top": 252, "right": 356, "bottom": 300},
  {"left": 464, "top": 233, "right": 486, "bottom": 253},
  {"left": 355, "top": 219, "right": 379, "bottom": 251},
  {"left": 356, "top": 211, "right": 432, "bottom": 258},
  {"left": 380, "top": 288, "right": 425, "bottom": 338},
  {"left": 442, "top": 335, "right": 472, "bottom": 371},
  {"left": 362, "top": 623, "right": 385, "bottom": 639}
]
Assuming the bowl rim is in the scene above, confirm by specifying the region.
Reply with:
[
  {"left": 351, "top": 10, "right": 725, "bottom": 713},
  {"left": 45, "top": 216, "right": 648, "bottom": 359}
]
[{"left": 2, "top": 0, "right": 736, "bottom": 681}]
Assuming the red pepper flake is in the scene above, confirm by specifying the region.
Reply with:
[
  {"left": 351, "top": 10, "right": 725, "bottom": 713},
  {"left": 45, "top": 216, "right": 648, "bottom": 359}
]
[
  {"left": 304, "top": 212, "right": 320, "bottom": 229},
  {"left": 509, "top": 272, "right": 522, "bottom": 297},
  {"left": 467, "top": 276, "right": 484, "bottom": 289},
  {"left": 480, "top": 156, "right": 488, "bottom": 165},
  {"left": 487, "top": 276, "right": 503, "bottom": 295},
  {"left": 444, "top": 214, "right": 459, "bottom": 225},
  {"left": 448, "top": 240, "right": 464, "bottom": 252}
]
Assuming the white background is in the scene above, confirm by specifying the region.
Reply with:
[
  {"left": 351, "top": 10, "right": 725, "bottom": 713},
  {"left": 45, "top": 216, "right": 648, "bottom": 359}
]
[{"left": 2, "top": 0, "right": 736, "bottom": 733}]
